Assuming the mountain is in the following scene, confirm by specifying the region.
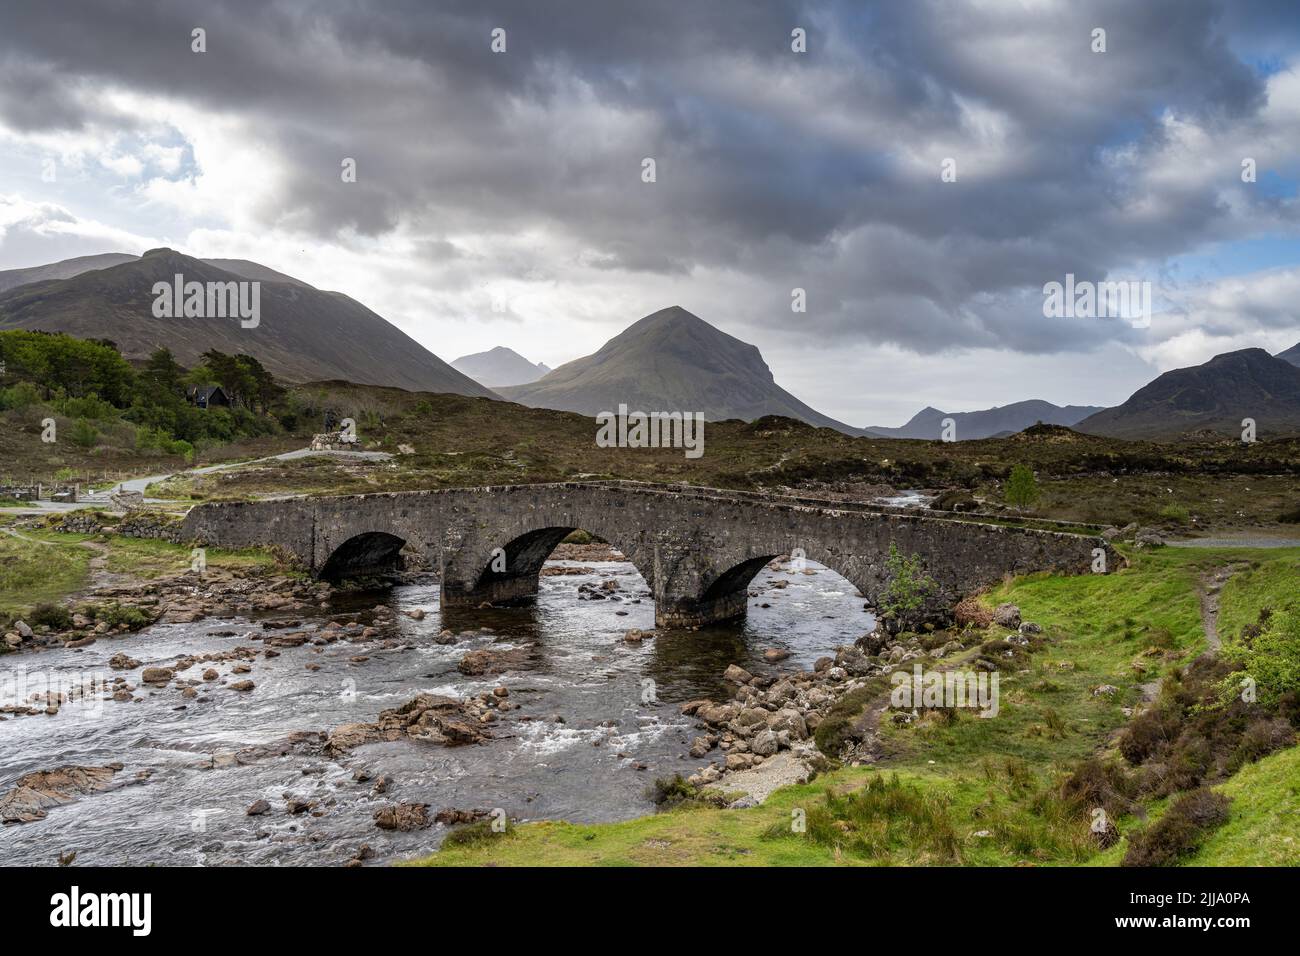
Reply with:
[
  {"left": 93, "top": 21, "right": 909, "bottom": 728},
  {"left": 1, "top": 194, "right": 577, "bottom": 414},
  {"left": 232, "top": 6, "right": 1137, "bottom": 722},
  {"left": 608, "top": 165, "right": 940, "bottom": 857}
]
[
  {"left": 0, "top": 253, "right": 138, "bottom": 294},
  {"left": 1076, "top": 348, "right": 1300, "bottom": 440},
  {"left": 1277, "top": 342, "right": 1300, "bottom": 367},
  {"left": 452, "top": 346, "right": 551, "bottom": 387},
  {"left": 0, "top": 248, "right": 497, "bottom": 397},
  {"left": 864, "top": 400, "right": 1105, "bottom": 440},
  {"left": 497, "top": 305, "right": 861, "bottom": 433}
]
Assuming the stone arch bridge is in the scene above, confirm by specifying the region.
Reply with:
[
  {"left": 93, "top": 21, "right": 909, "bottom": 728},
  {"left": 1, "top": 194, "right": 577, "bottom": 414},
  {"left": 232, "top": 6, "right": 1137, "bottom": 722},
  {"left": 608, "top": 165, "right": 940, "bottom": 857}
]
[{"left": 179, "top": 482, "right": 1112, "bottom": 628}]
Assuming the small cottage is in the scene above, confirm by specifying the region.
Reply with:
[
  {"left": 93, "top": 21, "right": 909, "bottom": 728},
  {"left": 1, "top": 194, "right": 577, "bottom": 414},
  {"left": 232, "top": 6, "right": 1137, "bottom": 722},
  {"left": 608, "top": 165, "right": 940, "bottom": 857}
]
[{"left": 186, "top": 385, "right": 231, "bottom": 409}]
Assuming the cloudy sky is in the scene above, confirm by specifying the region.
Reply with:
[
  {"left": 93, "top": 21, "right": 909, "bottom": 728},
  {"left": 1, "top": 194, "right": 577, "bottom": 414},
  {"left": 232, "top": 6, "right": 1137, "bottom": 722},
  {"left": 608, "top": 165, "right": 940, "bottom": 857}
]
[{"left": 1, "top": 0, "right": 1298, "bottom": 425}]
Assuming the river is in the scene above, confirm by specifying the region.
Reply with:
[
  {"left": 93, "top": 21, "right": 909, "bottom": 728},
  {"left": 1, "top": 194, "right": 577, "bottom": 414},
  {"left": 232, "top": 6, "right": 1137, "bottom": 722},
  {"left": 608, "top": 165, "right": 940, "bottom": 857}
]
[{"left": 0, "top": 556, "right": 873, "bottom": 866}]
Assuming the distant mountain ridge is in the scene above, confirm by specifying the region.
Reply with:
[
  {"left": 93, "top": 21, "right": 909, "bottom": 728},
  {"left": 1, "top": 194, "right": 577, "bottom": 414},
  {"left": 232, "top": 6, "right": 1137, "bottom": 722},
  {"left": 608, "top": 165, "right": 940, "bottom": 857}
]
[
  {"left": 0, "top": 248, "right": 496, "bottom": 398},
  {"left": 864, "top": 399, "right": 1105, "bottom": 440},
  {"left": 1077, "top": 348, "right": 1300, "bottom": 440},
  {"left": 0, "top": 253, "right": 138, "bottom": 294},
  {"left": 497, "top": 306, "right": 862, "bottom": 433},
  {"left": 453, "top": 346, "right": 551, "bottom": 387},
  {"left": 1277, "top": 341, "right": 1300, "bottom": 367}
]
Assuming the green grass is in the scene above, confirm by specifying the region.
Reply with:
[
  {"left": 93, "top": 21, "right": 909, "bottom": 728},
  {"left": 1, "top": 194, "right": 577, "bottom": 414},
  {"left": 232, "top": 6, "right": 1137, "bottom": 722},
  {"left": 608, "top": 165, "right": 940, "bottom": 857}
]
[
  {"left": 412, "top": 761, "right": 1103, "bottom": 867},
  {"left": 99, "top": 536, "right": 274, "bottom": 579},
  {"left": 1188, "top": 746, "right": 1300, "bottom": 865},
  {"left": 876, "top": 546, "right": 1209, "bottom": 773},
  {"left": 1216, "top": 553, "right": 1300, "bottom": 641},
  {"left": 0, "top": 526, "right": 279, "bottom": 622},
  {"left": 0, "top": 531, "right": 92, "bottom": 617}
]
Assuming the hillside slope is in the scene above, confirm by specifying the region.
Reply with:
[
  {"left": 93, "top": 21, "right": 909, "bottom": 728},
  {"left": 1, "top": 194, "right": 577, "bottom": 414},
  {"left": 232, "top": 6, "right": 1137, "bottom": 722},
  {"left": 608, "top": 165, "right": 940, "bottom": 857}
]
[
  {"left": 0, "top": 248, "right": 496, "bottom": 397},
  {"left": 1077, "top": 348, "right": 1300, "bottom": 440},
  {"left": 0, "top": 253, "right": 138, "bottom": 294}
]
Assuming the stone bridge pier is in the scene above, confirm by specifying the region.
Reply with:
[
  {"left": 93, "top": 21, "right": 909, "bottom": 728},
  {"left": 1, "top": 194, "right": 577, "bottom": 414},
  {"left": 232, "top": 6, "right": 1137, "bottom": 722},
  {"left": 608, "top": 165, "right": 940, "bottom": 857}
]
[{"left": 179, "top": 482, "right": 1114, "bottom": 629}]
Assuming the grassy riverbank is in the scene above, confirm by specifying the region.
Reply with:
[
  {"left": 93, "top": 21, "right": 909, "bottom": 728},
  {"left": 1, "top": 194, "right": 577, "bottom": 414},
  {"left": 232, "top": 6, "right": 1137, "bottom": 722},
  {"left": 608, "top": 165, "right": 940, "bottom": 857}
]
[
  {"left": 0, "top": 518, "right": 278, "bottom": 625},
  {"left": 412, "top": 545, "right": 1300, "bottom": 867}
]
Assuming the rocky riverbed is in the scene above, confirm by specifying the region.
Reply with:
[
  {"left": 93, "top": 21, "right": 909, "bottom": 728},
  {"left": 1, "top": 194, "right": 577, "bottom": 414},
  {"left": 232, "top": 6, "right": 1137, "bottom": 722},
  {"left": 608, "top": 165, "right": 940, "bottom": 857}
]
[{"left": 1, "top": 545, "right": 890, "bottom": 865}]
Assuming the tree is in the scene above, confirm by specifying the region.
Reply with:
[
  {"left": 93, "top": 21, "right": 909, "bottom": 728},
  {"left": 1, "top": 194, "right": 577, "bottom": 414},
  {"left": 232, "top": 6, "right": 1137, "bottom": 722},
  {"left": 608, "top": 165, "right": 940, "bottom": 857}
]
[
  {"left": 880, "top": 542, "right": 937, "bottom": 620},
  {"left": 140, "top": 347, "right": 185, "bottom": 398},
  {"left": 0, "top": 330, "right": 135, "bottom": 404},
  {"left": 1005, "top": 464, "right": 1040, "bottom": 511}
]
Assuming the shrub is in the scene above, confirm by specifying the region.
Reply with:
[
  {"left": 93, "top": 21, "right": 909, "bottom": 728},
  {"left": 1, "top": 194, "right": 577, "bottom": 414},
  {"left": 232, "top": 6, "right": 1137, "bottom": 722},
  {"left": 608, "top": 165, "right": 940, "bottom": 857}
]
[
  {"left": 27, "top": 602, "right": 72, "bottom": 630},
  {"left": 953, "top": 596, "right": 993, "bottom": 628},
  {"left": 87, "top": 603, "right": 153, "bottom": 631},
  {"left": 646, "top": 774, "right": 727, "bottom": 811},
  {"left": 1223, "top": 606, "right": 1300, "bottom": 710},
  {"left": 67, "top": 418, "right": 99, "bottom": 448},
  {"left": 1059, "top": 757, "right": 1140, "bottom": 821},
  {"left": 1121, "top": 788, "right": 1230, "bottom": 867},
  {"left": 1118, "top": 709, "right": 1179, "bottom": 765},
  {"left": 53, "top": 394, "right": 119, "bottom": 421},
  {"left": 1228, "top": 717, "right": 1295, "bottom": 771},
  {"left": 0, "top": 381, "right": 42, "bottom": 411},
  {"left": 814, "top": 681, "right": 885, "bottom": 756},
  {"left": 440, "top": 818, "right": 511, "bottom": 848},
  {"left": 1158, "top": 503, "right": 1190, "bottom": 524}
]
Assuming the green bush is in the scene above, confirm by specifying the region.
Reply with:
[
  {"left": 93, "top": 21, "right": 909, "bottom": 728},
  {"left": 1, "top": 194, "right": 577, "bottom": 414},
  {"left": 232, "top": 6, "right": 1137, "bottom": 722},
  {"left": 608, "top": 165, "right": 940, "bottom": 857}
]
[
  {"left": 28, "top": 602, "right": 72, "bottom": 630},
  {"left": 0, "top": 381, "right": 42, "bottom": 411},
  {"left": 67, "top": 418, "right": 99, "bottom": 448},
  {"left": 814, "top": 681, "right": 886, "bottom": 756},
  {"left": 53, "top": 394, "right": 119, "bottom": 421},
  {"left": 645, "top": 774, "right": 728, "bottom": 811},
  {"left": 1224, "top": 606, "right": 1300, "bottom": 709},
  {"left": 440, "top": 818, "right": 512, "bottom": 847},
  {"left": 87, "top": 603, "right": 153, "bottom": 630}
]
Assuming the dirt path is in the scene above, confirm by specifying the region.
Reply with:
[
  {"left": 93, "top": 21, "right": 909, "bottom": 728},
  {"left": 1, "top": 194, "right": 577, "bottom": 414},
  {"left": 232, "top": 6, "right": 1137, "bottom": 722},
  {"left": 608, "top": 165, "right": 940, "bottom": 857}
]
[
  {"left": 1142, "top": 562, "right": 1246, "bottom": 703},
  {"left": 1197, "top": 563, "right": 1249, "bottom": 654}
]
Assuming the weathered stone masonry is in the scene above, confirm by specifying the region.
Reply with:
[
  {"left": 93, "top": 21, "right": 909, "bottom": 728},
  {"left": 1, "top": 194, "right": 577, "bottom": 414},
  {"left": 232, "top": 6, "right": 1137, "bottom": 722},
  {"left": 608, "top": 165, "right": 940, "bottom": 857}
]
[{"left": 179, "top": 482, "right": 1115, "bottom": 628}]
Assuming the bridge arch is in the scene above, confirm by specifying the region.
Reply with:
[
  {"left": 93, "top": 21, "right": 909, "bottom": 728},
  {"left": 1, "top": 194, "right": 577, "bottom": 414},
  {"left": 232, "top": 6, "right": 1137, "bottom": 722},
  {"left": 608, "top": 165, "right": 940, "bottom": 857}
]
[
  {"left": 319, "top": 530, "right": 408, "bottom": 581},
  {"left": 689, "top": 540, "right": 873, "bottom": 627},
  {"left": 442, "top": 522, "right": 655, "bottom": 611}
]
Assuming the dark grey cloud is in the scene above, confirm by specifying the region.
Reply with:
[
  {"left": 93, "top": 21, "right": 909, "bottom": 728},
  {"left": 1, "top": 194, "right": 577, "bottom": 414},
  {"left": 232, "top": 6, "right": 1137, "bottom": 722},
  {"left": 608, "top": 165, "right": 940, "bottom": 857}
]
[{"left": 0, "top": 0, "right": 1297, "bottom": 356}]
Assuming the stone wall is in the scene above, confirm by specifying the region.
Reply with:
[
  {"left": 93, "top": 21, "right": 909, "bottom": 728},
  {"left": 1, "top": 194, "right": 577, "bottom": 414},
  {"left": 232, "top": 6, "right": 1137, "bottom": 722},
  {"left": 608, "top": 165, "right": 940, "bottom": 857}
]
[{"left": 52, "top": 510, "right": 181, "bottom": 541}]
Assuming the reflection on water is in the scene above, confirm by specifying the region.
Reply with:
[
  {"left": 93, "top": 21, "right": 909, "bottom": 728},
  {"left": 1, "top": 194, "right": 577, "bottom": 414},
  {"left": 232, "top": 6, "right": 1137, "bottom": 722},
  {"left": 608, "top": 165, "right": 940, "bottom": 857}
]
[{"left": 0, "top": 558, "right": 871, "bottom": 866}]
